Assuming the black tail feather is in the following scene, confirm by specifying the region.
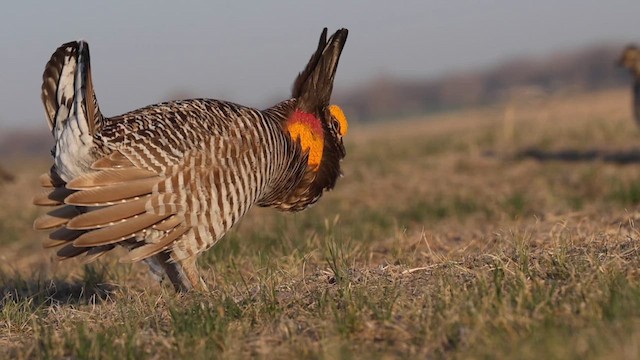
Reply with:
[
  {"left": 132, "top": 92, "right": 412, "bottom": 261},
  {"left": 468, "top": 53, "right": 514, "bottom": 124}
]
[{"left": 41, "top": 41, "right": 103, "bottom": 135}]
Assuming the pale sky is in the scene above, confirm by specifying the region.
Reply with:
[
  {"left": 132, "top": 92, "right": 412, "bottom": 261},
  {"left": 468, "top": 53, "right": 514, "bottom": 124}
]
[{"left": 0, "top": 0, "right": 638, "bottom": 129}]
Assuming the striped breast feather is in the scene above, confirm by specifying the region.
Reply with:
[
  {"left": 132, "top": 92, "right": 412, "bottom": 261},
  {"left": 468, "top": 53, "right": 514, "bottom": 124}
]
[{"left": 97, "top": 99, "right": 280, "bottom": 175}]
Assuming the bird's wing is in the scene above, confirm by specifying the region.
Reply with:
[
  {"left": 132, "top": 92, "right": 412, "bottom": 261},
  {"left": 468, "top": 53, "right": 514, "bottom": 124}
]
[{"left": 33, "top": 144, "right": 238, "bottom": 264}]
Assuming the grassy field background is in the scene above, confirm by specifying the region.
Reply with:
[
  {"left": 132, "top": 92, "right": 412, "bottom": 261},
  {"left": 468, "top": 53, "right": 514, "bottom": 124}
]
[{"left": 3, "top": 89, "right": 640, "bottom": 358}]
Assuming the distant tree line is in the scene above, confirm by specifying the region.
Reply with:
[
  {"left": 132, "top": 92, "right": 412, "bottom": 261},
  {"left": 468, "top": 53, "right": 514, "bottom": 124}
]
[
  {"left": 0, "top": 128, "right": 51, "bottom": 157},
  {"left": 0, "top": 164, "right": 14, "bottom": 183},
  {"left": 337, "top": 44, "right": 629, "bottom": 122}
]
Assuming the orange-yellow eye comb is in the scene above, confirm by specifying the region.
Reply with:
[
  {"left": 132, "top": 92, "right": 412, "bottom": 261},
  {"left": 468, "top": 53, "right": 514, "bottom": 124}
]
[{"left": 329, "top": 105, "right": 348, "bottom": 136}]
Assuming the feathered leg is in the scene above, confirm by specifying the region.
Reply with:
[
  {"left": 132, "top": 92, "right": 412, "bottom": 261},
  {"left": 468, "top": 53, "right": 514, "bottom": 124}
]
[
  {"left": 151, "top": 252, "right": 195, "bottom": 292},
  {"left": 180, "top": 255, "right": 209, "bottom": 292}
]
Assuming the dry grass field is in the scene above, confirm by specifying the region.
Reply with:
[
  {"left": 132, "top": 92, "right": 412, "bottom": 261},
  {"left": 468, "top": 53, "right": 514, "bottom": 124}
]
[{"left": 3, "top": 88, "right": 640, "bottom": 358}]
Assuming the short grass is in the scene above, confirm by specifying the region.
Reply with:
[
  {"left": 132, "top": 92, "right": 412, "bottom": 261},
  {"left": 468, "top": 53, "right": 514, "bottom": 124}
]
[{"left": 2, "top": 89, "right": 640, "bottom": 358}]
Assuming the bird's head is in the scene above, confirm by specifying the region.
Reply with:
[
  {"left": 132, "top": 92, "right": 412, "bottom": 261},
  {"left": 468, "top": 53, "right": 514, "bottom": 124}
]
[
  {"left": 619, "top": 45, "right": 640, "bottom": 75},
  {"left": 286, "top": 27, "right": 348, "bottom": 176},
  {"left": 286, "top": 103, "right": 347, "bottom": 169}
]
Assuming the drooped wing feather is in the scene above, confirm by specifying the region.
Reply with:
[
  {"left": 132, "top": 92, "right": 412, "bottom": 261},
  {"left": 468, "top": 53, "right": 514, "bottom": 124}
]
[
  {"left": 33, "top": 135, "right": 265, "bottom": 264},
  {"left": 34, "top": 152, "right": 175, "bottom": 262}
]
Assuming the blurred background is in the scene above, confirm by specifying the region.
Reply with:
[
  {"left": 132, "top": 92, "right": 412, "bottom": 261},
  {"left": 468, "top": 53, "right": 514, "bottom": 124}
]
[{"left": 0, "top": 0, "right": 639, "bottom": 155}]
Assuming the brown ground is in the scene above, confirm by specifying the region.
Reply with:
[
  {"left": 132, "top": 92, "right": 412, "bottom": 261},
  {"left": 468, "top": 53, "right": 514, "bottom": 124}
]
[{"left": 2, "top": 88, "right": 640, "bottom": 359}]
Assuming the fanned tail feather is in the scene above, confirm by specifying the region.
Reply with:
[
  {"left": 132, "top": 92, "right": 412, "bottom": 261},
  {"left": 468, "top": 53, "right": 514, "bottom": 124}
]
[{"left": 41, "top": 41, "right": 103, "bottom": 135}]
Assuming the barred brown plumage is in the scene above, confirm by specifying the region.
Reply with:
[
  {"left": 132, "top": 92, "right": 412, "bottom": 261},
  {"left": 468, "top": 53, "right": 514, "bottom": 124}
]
[
  {"left": 619, "top": 45, "right": 640, "bottom": 126},
  {"left": 33, "top": 28, "right": 349, "bottom": 292}
]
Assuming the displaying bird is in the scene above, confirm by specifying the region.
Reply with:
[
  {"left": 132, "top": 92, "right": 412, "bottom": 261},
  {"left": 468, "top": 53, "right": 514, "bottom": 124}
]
[
  {"left": 619, "top": 45, "right": 640, "bottom": 126},
  {"left": 33, "top": 28, "right": 349, "bottom": 292}
]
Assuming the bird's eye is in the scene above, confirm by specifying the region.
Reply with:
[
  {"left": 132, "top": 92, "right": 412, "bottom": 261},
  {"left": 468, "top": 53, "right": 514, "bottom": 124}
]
[{"left": 332, "top": 118, "right": 341, "bottom": 134}]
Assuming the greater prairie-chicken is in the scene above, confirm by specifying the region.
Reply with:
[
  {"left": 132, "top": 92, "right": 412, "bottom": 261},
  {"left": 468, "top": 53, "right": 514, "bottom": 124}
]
[
  {"left": 33, "top": 28, "right": 349, "bottom": 292},
  {"left": 619, "top": 45, "right": 640, "bottom": 126}
]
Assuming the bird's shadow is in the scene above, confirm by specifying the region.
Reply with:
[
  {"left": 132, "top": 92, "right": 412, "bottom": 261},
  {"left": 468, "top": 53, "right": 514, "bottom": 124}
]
[
  {"left": 0, "top": 265, "right": 116, "bottom": 309},
  {"left": 515, "top": 147, "right": 640, "bottom": 164}
]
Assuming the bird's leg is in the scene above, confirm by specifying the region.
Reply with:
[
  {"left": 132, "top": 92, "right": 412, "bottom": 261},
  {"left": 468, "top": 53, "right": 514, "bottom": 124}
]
[
  {"left": 181, "top": 255, "right": 209, "bottom": 292},
  {"left": 143, "top": 256, "right": 167, "bottom": 283},
  {"left": 152, "top": 252, "right": 194, "bottom": 293}
]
